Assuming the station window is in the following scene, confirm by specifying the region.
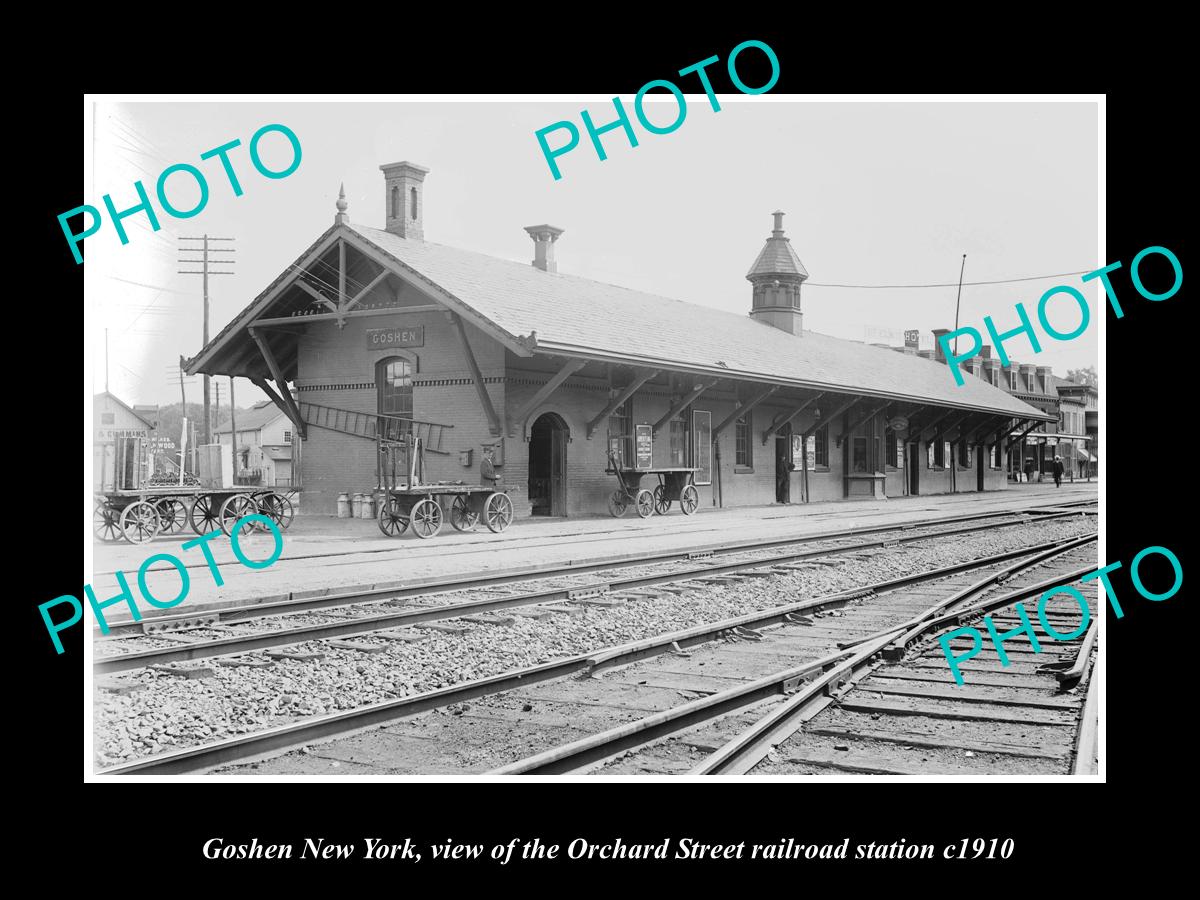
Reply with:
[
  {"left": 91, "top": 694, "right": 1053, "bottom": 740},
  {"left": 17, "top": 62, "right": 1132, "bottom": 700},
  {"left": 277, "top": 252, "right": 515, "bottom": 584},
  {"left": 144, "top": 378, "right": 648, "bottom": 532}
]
[
  {"left": 608, "top": 397, "right": 632, "bottom": 468},
  {"left": 390, "top": 186, "right": 400, "bottom": 219},
  {"left": 958, "top": 441, "right": 973, "bottom": 468},
  {"left": 376, "top": 356, "right": 416, "bottom": 441},
  {"left": 852, "top": 436, "right": 869, "bottom": 473},
  {"left": 735, "top": 412, "right": 752, "bottom": 469},
  {"left": 410, "top": 187, "right": 419, "bottom": 220},
  {"left": 668, "top": 413, "right": 688, "bottom": 467},
  {"left": 884, "top": 426, "right": 900, "bottom": 469},
  {"left": 928, "top": 440, "right": 946, "bottom": 468},
  {"left": 992, "top": 441, "right": 1003, "bottom": 469},
  {"left": 101, "top": 412, "right": 115, "bottom": 425},
  {"left": 283, "top": 430, "right": 292, "bottom": 444},
  {"left": 813, "top": 423, "right": 829, "bottom": 469}
]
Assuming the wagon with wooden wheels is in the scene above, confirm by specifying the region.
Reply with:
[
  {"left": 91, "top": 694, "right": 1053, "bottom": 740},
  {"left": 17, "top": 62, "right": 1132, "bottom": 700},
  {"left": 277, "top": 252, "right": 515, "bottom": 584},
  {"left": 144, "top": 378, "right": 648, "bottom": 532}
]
[
  {"left": 604, "top": 449, "right": 699, "bottom": 518},
  {"left": 95, "top": 486, "right": 265, "bottom": 543},
  {"left": 376, "top": 486, "right": 513, "bottom": 539},
  {"left": 252, "top": 489, "right": 296, "bottom": 531},
  {"left": 376, "top": 433, "right": 513, "bottom": 539}
]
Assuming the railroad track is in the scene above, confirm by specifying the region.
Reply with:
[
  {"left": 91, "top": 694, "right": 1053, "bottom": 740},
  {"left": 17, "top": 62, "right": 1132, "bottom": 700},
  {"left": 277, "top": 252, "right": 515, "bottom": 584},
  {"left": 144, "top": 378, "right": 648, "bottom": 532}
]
[
  {"left": 492, "top": 539, "right": 1099, "bottom": 776},
  {"left": 97, "top": 523, "right": 1096, "bottom": 775},
  {"left": 95, "top": 504, "right": 1095, "bottom": 673},
  {"left": 95, "top": 499, "right": 1096, "bottom": 639}
]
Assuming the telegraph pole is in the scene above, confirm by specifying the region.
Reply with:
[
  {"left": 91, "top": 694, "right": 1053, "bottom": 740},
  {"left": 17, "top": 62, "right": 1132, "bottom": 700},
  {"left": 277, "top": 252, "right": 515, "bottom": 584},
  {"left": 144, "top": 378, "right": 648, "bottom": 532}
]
[
  {"left": 229, "top": 377, "right": 238, "bottom": 477},
  {"left": 950, "top": 255, "right": 969, "bottom": 357},
  {"left": 179, "top": 234, "right": 236, "bottom": 447}
]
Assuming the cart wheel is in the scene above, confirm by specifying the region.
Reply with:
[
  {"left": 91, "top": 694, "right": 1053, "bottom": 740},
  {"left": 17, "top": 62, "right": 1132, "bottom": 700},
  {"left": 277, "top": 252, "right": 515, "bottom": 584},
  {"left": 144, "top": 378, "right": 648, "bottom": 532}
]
[
  {"left": 155, "top": 498, "right": 187, "bottom": 534},
  {"left": 410, "top": 498, "right": 443, "bottom": 539},
  {"left": 484, "top": 492, "right": 514, "bottom": 533},
  {"left": 450, "top": 495, "right": 479, "bottom": 532},
  {"left": 94, "top": 500, "right": 122, "bottom": 542},
  {"left": 679, "top": 484, "right": 699, "bottom": 515},
  {"left": 219, "top": 494, "right": 259, "bottom": 538},
  {"left": 378, "top": 496, "right": 409, "bottom": 537},
  {"left": 652, "top": 485, "right": 671, "bottom": 515},
  {"left": 189, "top": 495, "right": 219, "bottom": 534},
  {"left": 635, "top": 489, "right": 655, "bottom": 519},
  {"left": 119, "top": 500, "right": 160, "bottom": 544},
  {"left": 258, "top": 492, "right": 295, "bottom": 531},
  {"left": 607, "top": 490, "right": 629, "bottom": 518}
]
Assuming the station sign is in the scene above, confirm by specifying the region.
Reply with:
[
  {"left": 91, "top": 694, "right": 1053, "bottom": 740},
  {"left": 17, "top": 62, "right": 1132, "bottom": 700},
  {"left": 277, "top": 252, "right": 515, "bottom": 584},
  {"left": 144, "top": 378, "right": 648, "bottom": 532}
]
[
  {"left": 904, "top": 329, "right": 920, "bottom": 349},
  {"left": 366, "top": 325, "right": 424, "bottom": 350},
  {"left": 635, "top": 424, "right": 653, "bottom": 470}
]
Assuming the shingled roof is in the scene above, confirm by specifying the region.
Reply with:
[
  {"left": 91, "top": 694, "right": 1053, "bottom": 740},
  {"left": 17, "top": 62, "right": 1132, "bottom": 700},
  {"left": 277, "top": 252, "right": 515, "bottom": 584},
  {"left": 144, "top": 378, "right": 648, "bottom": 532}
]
[{"left": 189, "top": 220, "right": 1052, "bottom": 422}]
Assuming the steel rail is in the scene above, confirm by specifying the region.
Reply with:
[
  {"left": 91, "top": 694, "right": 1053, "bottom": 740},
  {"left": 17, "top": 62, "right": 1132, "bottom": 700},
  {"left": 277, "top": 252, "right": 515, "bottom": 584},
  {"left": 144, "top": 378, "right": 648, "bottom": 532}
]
[
  {"left": 95, "top": 501, "right": 1096, "bottom": 638},
  {"left": 496, "top": 541, "right": 1097, "bottom": 776},
  {"left": 95, "top": 514, "right": 1095, "bottom": 674},
  {"left": 1071, "top": 657, "right": 1100, "bottom": 776},
  {"left": 98, "top": 534, "right": 1093, "bottom": 775},
  {"left": 691, "top": 558, "right": 1099, "bottom": 775}
]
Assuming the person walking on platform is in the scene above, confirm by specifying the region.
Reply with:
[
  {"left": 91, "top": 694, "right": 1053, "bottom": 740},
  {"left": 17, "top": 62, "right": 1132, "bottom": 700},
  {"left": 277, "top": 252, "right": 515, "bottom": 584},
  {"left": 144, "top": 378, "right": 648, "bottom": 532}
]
[{"left": 1052, "top": 455, "right": 1064, "bottom": 488}]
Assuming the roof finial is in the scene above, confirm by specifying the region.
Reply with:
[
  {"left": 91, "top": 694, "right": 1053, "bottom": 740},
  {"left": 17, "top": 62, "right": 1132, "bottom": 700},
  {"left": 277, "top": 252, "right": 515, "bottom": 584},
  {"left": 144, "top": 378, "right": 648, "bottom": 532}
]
[
  {"left": 335, "top": 183, "right": 349, "bottom": 225},
  {"left": 772, "top": 210, "right": 785, "bottom": 236}
]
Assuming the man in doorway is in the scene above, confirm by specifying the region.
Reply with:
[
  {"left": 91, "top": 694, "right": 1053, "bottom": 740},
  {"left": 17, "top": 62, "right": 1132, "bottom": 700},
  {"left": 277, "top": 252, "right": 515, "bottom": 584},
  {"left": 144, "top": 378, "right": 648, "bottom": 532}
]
[
  {"left": 1052, "top": 455, "right": 1064, "bottom": 488},
  {"left": 481, "top": 445, "right": 501, "bottom": 489},
  {"left": 1024, "top": 458, "right": 1036, "bottom": 484},
  {"left": 776, "top": 454, "right": 795, "bottom": 503}
]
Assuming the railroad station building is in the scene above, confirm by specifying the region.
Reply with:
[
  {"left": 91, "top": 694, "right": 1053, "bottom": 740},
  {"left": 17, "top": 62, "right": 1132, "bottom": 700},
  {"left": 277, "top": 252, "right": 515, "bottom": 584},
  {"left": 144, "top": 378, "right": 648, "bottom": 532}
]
[{"left": 187, "top": 161, "right": 1055, "bottom": 518}]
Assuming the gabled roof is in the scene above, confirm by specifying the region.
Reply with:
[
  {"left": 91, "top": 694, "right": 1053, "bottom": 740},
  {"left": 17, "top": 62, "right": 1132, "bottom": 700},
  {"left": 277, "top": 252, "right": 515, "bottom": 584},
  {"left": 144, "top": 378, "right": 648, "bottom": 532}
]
[
  {"left": 94, "top": 391, "right": 156, "bottom": 429},
  {"left": 189, "top": 219, "right": 1052, "bottom": 422},
  {"left": 215, "top": 400, "right": 286, "bottom": 434}
]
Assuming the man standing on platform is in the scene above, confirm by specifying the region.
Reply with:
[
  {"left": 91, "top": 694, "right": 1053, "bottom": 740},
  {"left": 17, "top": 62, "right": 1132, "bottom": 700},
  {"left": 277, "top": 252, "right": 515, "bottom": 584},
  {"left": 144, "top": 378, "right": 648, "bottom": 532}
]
[{"left": 1052, "top": 455, "right": 1064, "bottom": 488}]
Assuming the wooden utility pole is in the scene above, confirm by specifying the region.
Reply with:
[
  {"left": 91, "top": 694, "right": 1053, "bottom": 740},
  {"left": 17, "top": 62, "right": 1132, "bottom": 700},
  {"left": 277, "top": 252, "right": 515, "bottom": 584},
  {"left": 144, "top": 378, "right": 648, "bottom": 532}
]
[
  {"left": 955, "top": 255, "right": 964, "bottom": 357},
  {"left": 179, "top": 234, "right": 235, "bottom": 447},
  {"left": 229, "top": 377, "right": 238, "bottom": 478}
]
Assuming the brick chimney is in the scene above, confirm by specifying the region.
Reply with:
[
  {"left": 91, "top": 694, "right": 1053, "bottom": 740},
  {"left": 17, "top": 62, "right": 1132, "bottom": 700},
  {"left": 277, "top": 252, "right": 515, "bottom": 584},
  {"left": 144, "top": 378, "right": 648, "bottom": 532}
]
[
  {"left": 931, "top": 328, "right": 951, "bottom": 362},
  {"left": 525, "top": 225, "right": 565, "bottom": 273},
  {"left": 380, "top": 161, "right": 429, "bottom": 240},
  {"left": 747, "top": 211, "right": 809, "bottom": 335}
]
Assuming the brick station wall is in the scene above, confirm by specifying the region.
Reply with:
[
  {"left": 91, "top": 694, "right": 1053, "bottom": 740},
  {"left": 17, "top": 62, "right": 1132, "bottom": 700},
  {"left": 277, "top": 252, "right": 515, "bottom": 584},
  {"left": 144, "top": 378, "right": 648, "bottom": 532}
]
[
  {"left": 295, "top": 305, "right": 504, "bottom": 515},
  {"left": 294, "top": 313, "right": 1013, "bottom": 516}
]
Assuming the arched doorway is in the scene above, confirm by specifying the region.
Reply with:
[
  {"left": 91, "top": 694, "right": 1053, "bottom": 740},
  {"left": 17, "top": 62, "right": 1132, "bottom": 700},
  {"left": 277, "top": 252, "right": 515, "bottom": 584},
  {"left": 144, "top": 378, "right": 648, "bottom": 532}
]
[{"left": 528, "top": 412, "right": 568, "bottom": 516}]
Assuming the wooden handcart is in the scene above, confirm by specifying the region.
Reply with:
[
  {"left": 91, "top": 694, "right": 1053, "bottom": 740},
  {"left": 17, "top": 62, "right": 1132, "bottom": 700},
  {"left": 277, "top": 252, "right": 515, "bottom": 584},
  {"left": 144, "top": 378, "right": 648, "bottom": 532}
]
[
  {"left": 377, "top": 434, "right": 513, "bottom": 539},
  {"left": 93, "top": 485, "right": 296, "bottom": 545},
  {"left": 93, "top": 431, "right": 297, "bottom": 544},
  {"left": 605, "top": 449, "right": 699, "bottom": 518}
]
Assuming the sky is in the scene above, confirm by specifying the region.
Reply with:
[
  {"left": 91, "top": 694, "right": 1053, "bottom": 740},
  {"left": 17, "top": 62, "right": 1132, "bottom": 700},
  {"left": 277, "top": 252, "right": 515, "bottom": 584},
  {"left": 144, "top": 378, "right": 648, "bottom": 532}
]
[{"left": 85, "top": 99, "right": 1099, "bottom": 408}]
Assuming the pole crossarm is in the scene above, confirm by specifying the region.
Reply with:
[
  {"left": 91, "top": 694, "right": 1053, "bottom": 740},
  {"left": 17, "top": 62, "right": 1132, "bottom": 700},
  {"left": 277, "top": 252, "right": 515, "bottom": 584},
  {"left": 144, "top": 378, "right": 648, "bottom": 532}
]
[
  {"left": 587, "top": 370, "right": 659, "bottom": 438},
  {"left": 713, "top": 385, "right": 779, "bottom": 439},
  {"left": 762, "top": 392, "right": 825, "bottom": 445},
  {"left": 653, "top": 379, "right": 721, "bottom": 437}
]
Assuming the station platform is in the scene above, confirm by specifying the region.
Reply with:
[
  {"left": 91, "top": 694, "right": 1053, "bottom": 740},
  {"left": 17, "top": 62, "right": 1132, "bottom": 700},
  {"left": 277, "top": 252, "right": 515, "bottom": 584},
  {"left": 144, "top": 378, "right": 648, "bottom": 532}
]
[{"left": 89, "top": 481, "right": 1098, "bottom": 613}]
